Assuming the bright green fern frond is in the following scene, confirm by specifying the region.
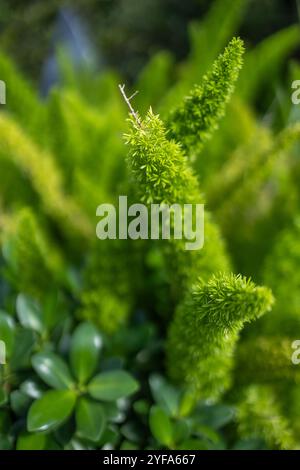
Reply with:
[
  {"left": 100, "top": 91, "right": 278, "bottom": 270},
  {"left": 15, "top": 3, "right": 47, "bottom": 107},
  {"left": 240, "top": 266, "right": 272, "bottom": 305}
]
[
  {"left": 125, "top": 109, "right": 230, "bottom": 290},
  {"left": 125, "top": 108, "right": 199, "bottom": 206},
  {"left": 167, "top": 273, "right": 273, "bottom": 399},
  {"left": 0, "top": 51, "right": 45, "bottom": 141},
  {"left": 167, "top": 38, "right": 245, "bottom": 155},
  {"left": 0, "top": 113, "right": 92, "bottom": 240}
]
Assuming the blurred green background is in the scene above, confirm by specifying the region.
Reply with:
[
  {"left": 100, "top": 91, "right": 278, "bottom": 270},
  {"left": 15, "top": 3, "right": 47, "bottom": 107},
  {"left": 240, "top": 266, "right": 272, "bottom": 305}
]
[
  {"left": 1, "top": 0, "right": 300, "bottom": 452},
  {"left": 0, "top": 0, "right": 298, "bottom": 82}
]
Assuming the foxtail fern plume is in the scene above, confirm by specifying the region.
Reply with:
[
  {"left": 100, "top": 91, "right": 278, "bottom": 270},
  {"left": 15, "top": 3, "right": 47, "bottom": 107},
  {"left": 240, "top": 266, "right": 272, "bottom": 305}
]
[
  {"left": 125, "top": 108, "right": 199, "bottom": 206},
  {"left": 167, "top": 37, "right": 245, "bottom": 154},
  {"left": 167, "top": 273, "right": 273, "bottom": 399},
  {"left": 125, "top": 109, "right": 230, "bottom": 289},
  {"left": 0, "top": 113, "right": 93, "bottom": 240}
]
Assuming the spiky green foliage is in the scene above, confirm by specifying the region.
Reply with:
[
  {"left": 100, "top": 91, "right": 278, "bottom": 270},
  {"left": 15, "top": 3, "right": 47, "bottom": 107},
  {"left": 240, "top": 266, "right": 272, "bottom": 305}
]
[
  {"left": 167, "top": 38, "right": 244, "bottom": 154},
  {"left": 237, "top": 385, "right": 298, "bottom": 450},
  {"left": 125, "top": 109, "right": 199, "bottom": 206},
  {"left": 0, "top": 113, "right": 92, "bottom": 240},
  {"left": 167, "top": 274, "right": 273, "bottom": 399},
  {"left": 0, "top": 51, "right": 45, "bottom": 140},
  {"left": 125, "top": 109, "right": 230, "bottom": 290}
]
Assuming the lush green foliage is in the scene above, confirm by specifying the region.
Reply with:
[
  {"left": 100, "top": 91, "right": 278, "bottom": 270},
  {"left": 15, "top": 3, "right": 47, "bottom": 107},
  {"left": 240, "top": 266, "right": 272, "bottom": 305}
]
[{"left": 1, "top": 0, "right": 300, "bottom": 451}]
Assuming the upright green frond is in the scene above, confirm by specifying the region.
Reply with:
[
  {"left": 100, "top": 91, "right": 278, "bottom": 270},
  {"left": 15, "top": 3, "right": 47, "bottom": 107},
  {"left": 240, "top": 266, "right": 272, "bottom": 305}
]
[
  {"left": 0, "top": 51, "right": 45, "bottom": 140},
  {"left": 3, "top": 208, "right": 64, "bottom": 298},
  {"left": 167, "top": 274, "right": 273, "bottom": 399},
  {"left": 0, "top": 114, "right": 92, "bottom": 240},
  {"left": 125, "top": 109, "right": 230, "bottom": 290},
  {"left": 167, "top": 38, "right": 245, "bottom": 155},
  {"left": 237, "top": 385, "right": 298, "bottom": 450},
  {"left": 125, "top": 109, "right": 199, "bottom": 206}
]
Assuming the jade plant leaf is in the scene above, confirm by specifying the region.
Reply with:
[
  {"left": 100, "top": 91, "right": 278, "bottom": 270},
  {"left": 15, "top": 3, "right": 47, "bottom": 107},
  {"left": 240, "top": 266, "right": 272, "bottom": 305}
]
[
  {"left": 88, "top": 370, "right": 139, "bottom": 401},
  {"left": 27, "top": 390, "right": 77, "bottom": 433},
  {"left": 76, "top": 397, "right": 106, "bottom": 442},
  {"left": 32, "top": 352, "right": 74, "bottom": 390},
  {"left": 70, "top": 322, "right": 102, "bottom": 384}
]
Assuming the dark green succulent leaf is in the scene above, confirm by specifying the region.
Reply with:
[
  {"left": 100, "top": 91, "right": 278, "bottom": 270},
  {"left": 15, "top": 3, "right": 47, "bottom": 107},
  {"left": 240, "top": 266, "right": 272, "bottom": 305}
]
[
  {"left": 10, "top": 328, "right": 35, "bottom": 371},
  {"left": 32, "top": 352, "right": 74, "bottom": 390},
  {"left": 0, "top": 387, "right": 7, "bottom": 406},
  {"left": 0, "top": 434, "right": 13, "bottom": 450},
  {"left": 76, "top": 397, "right": 106, "bottom": 442},
  {"left": 16, "top": 294, "right": 44, "bottom": 333},
  {"left": 104, "top": 402, "right": 124, "bottom": 423},
  {"left": 149, "top": 374, "right": 180, "bottom": 417},
  {"left": 149, "top": 405, "right": 173, "bottom": 447},
  {"left": 172, "top": 419, "right": 190, "bottom": 445},
  {"left": 195, "top": 424, "right": 221, "bottom": 444},
  {"left": 88, "top": 370, "right": 139, "bottom": 402},
  {"left": 27, "top": 390, "right": 77, "bottom": 433},
  {"left": 10, "top": 390, "right": 32, "bottom": 415},
  {"left": 0, "top": 410, "right": 11, "bottom": 433},
  {"left": 70, "top": 322, "right": 102, "bottom": 384},
  {"left": 98, "top": 426, "right": 119, "bottom": 448},
  {"left": 0, "top": 310, "right": 15, "bottom": 357},
  {"left": 54, "top": 418, "right": 76, "bottom": 446},
  {"left": 197, "top": 404, "right": 236, "bottom": 429}
]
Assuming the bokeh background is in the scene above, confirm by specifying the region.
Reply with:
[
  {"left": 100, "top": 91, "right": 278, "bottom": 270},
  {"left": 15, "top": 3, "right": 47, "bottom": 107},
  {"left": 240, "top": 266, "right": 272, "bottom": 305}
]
[
  {"left": 1, "top": 0, "right": 300, "bottom": 451},
  {"left": 0, "top": 0, "right": 298, "bottom": 84}
]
